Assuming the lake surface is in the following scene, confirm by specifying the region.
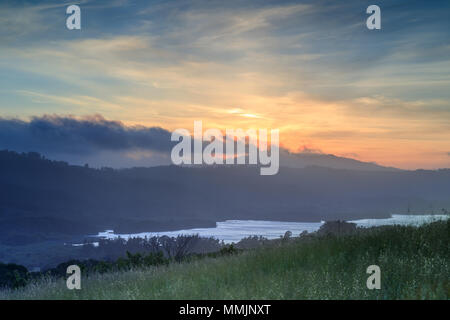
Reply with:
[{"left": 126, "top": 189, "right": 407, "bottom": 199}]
[{"left": 95, "top": 214, "right": 449, "bottom": 244}]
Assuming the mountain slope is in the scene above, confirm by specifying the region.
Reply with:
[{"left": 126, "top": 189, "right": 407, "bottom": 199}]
[
  {"left": 280, "top": 149, "right": 400, "bottom": 171},
  {"left": 1, "top": 150, "right": 449, "bottom": 245}
]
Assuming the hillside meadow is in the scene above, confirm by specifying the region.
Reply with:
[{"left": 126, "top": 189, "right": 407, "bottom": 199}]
[{"left": 0, "top": 220, "right": 448, "bottom": 300}]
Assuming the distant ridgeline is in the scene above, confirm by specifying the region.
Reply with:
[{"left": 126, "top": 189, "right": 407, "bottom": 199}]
[{"left": 1, "top": 150, "right": 450, "bottom": 246}]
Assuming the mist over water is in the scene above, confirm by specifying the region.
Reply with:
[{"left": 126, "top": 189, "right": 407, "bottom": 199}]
[{"left": 95, "top": 214, "right": 449, "bottom": 244}]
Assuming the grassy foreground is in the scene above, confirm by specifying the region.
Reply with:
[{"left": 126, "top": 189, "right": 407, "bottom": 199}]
[{"left": 1, "top": 220, "right": 448, "bottom": 300}]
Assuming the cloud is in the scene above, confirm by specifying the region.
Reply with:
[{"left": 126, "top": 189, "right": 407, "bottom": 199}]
[
  {"left": 0, "top": 115, "right": 173, "bottom": 157},
  {"left": 1, "top": 0, "right": 450, "bottom": 170},
  {"left": 297, "top": 145, "right": 323, "bottom": 154},
  {"left": 0, "top": 114, "right": 285, "bottom": 168},
  {"left": 0, "top": 1, "right": 62, "bottom": 42}
]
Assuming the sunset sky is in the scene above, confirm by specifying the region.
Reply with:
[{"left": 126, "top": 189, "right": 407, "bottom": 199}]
[{"left": 1, "top": 0, "right": 449, "bottom": 169}]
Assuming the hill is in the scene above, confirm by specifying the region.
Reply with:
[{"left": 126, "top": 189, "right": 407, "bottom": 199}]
[
  {"left": 280, "top": 149, "right": 400, "bottom": 171},
  {"left": 1, "top": 220, "right": 448, "bottom": 299},
  {"left": 1, "top": 150, "right": 450, "bottom": 246}
]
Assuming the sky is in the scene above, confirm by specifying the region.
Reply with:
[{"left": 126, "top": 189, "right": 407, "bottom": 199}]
[{"left": 0, "top": 0, "right": 449, "bottom": 169}]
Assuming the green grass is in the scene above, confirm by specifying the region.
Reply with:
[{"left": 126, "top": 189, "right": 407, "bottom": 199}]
[{"left": 1, "top": 220, "right": 448, "bottom": 300}]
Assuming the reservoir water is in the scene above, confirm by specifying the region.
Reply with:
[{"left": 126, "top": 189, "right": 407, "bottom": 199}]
[{"left": 94, "top": 214, "right": 449, "bottom": 244}]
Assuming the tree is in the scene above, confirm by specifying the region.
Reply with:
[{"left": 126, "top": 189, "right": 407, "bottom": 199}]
[{"left": 160, "top": 235, "right": 200, "bottom": 262}]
